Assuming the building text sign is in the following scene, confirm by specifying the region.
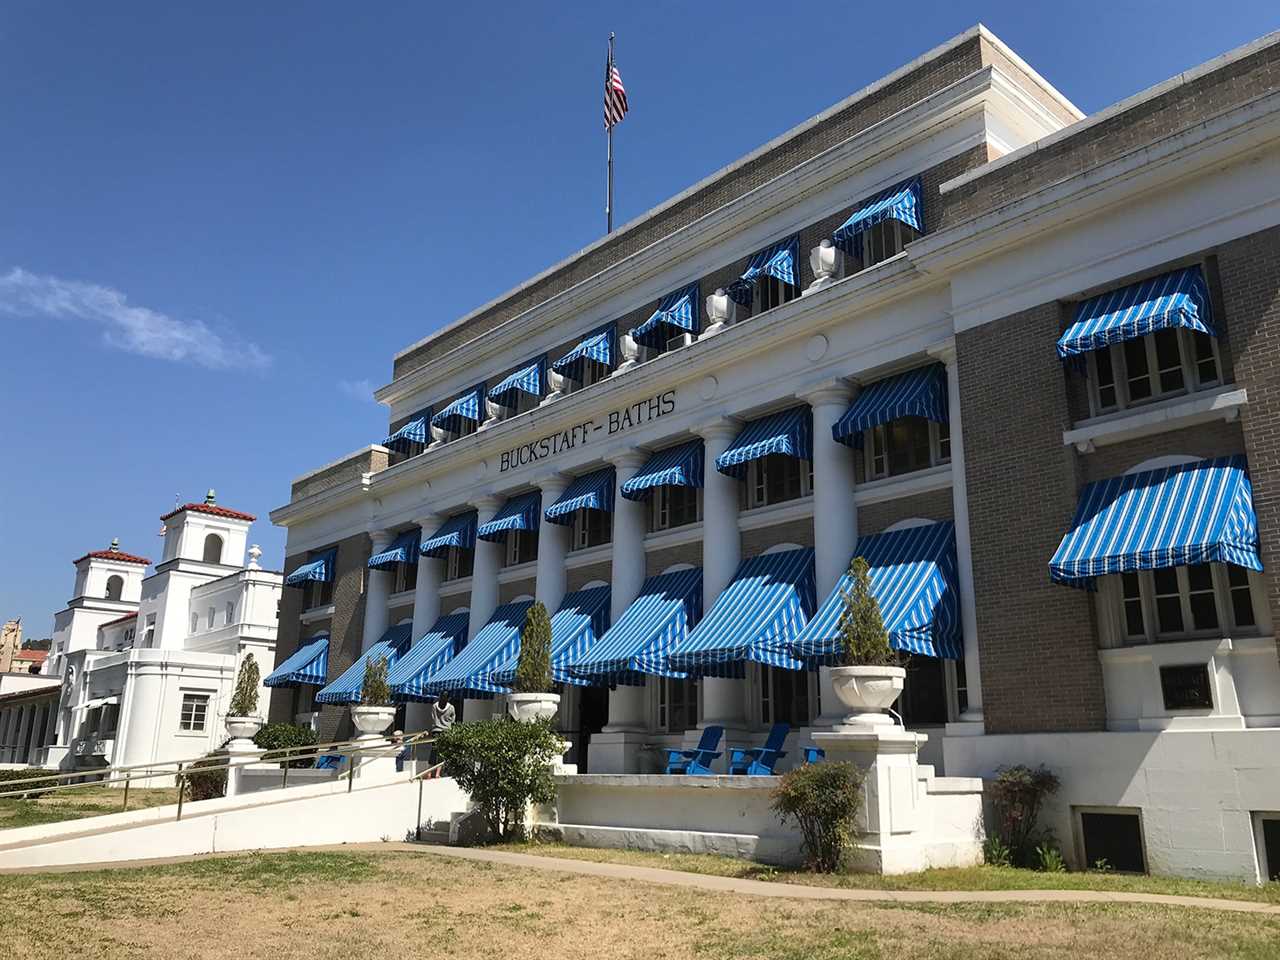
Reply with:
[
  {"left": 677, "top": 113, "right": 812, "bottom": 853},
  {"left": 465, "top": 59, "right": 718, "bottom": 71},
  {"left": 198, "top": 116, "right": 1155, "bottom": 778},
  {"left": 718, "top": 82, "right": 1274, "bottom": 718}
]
[{"left": 499, "top": 390, "right": 677, "bottom": 473}]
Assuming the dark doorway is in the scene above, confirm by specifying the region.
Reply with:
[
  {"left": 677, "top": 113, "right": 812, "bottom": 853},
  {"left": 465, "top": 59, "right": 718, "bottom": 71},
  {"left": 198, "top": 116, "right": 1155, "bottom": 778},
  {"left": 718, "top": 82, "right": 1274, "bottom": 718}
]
[
  {"left": 899, "top": 656, "right": 948, "bottom": 727},
  {"left": 571, "top": 685, "right": 610, "bottom": 773},
  {"left": 1080, "top": 811, "right": 1146, "bottom": 873},
  {"left": 1263, "top": 818, "right": 1280, "bottom": 882}
]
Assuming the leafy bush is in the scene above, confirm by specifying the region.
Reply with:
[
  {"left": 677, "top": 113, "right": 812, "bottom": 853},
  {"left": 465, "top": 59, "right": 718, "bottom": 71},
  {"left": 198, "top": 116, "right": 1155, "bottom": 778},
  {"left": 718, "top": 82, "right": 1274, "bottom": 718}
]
[
  {"left": 183, "top": 751, "right": 228, "bottom": 802},
  {"left": 433, "top": 718, "right": 561, "bottom": 842},
  {"left": 360, "top": 655, "right": 392, "bottom": 707},
  {"left": 982, "top": 835, "right": 1013, "bottom": 868},
  {"left": 0, "top": 768, "right": 59, "bottom": 799},
  {"left": 836, "top": 557, "right": 895, "bottom": 667},
  {"left": 513, "top": 602, "right": 553, "bottom": 694},
  {"left": 988, "top": 764, "right": 1061, "bottom": 867},
  {"left": 253, "top": 722, "right": 319, "bottom": 768},
  {"left": 771, "top": 761, "right": 865, "bottom": 872},
  {"left": 229, "top": 653, "right": 260, "bottom": 716},
  {"left": 1036, "top": 843, "right": 1067, "bottom": 873}
]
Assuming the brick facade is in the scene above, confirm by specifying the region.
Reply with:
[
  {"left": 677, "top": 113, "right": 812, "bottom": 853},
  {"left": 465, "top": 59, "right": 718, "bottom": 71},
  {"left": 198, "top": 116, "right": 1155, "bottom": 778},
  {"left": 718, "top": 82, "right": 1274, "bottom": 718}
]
[
  {"left": 857, "top": 488, "right": 954, "bottom": 536},
  {"left": 566, "top": 561, "right": 613, "bottom": 594},
  {"left": 499, "top": 577, "right": 538, "bottom": 605},
  {"left": 644, "top": 542, "right": 703, "bottom": 579},
  {"left": 740, "top": 518, "right": 814, "bottom": 558},
  {"left": 267, "top": 553, "right": 306, "bottom": 726}
]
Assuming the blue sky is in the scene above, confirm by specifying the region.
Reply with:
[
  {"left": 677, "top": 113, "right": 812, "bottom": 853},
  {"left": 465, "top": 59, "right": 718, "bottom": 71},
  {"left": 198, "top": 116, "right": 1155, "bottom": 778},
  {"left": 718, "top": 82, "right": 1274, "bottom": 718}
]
[{"left": 1, "top": 2, "right": 1275, "bottom": 637}]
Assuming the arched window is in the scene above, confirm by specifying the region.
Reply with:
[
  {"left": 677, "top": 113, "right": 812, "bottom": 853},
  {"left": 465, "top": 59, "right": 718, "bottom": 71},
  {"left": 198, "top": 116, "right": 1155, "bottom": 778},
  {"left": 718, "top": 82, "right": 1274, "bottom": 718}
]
[
  {"left": 105, "top": 575, "right": 124, "bottom": 601},
  {"left": 202, "top": 534, "right": 224, "bottom": 564}
]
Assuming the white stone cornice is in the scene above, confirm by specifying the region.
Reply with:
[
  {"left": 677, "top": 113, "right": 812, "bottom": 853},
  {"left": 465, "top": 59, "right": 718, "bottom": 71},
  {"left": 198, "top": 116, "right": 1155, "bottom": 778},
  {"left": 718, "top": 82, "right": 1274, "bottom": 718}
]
[{"left": 926, "top": 338, "right": 957, "bottom": 365}]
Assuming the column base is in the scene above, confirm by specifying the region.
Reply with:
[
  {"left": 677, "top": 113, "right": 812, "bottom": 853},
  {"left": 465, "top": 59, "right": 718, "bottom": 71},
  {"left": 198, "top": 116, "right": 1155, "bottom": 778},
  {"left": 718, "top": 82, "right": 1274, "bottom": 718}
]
[
  {"left": 586, "top": 731, "right": 650, "bottom": 774},
  {"left": 944, "top": 719, "right": 986, "bottom": 737}
]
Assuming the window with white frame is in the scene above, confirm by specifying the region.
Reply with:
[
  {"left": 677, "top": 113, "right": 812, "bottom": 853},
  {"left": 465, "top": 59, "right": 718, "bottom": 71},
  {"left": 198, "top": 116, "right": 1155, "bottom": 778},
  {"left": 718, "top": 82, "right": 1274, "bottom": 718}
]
[
  {"left": 744, "top": 454, "right": 813, "bottom": 509},
  {"left": 143, "top": 614, "right": 156, "bottom": 647},
  {"left": 562, "top": 360, "right": 607, "bottom": 395},
  {"left": 122, "top": 626, "right": 135, "bottom": 649},
  {"left": 393, "top": 560, "right": 418, "bottom": 595},
  {"left": 759, "top": 665, "right": 813, "bottom": 727},
  {"left": 504, "top": 530, "right": 539, "bottom": 567},
  {"left": 291, "top": 684, "right": 316, "bottom": 718},
  {"left": 649, "top": 485, "right": 701, "bottom": 532},
  {"left": 1086, "top": 328, "right": 1221, "bottom": 417},
  {"left": 225, "top": 601, "right": 235, "bottom": 625},
  {"left": 178, "top": 692, "right": 210, "bottom": 732},
  {"left": 443, "top": 548, "right": 474, "bottom": 583},
  {"left": 858, "top": 417, "right": 950, "bottom": 482},
  {"left": 305, "top": 575, "right": 334, "bottom": 610},
  {"left": 859, "top": 219, "right": 919, "bottom": 271},
  {"left": 571, "top": 508, "right": 612, "bottom": 551},
  {"left": 1102, "top": 563, "right": 1266, "bottom": 647},
  {"left": 494, "top": 390, "right": 540, "bottom": 421},
  {"left": 657, "top": 677, "right": 698, "bottom": 733},
  {"left": 753, "top": 274, "right": 799, "bottom": 314},
  {"left": 206, "top": 607, "right": 215, "bottom": 630},
  {"left": 190, "top": 612, "right": 199, "bottom": 635}
]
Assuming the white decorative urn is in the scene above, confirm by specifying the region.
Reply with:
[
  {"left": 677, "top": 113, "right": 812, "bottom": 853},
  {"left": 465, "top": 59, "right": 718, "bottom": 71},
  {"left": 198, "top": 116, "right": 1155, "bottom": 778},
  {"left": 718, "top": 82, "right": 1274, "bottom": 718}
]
[
  {"left": 351, "top": 704, "right": 397, "bottom": 736},
  {"left": 225, "top": 715, "right": 265, "bottom": 740},
  {"left": 808, "top": 239, "right": 845, "bottom": 291},
  {"left": 828, "top": 665, "right": 905, "bottom": 727},
  {"left": 702, "top": 288, "right": 737, "bottom": 337},
  {"left": 506, "top": 692, "right": 561, "bottom": 723}
]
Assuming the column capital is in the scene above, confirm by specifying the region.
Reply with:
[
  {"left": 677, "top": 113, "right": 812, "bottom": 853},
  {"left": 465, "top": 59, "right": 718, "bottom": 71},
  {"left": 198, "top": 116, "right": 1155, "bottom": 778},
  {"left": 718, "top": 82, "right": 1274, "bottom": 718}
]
[
  {"left": 607, "top": 448, "right": 649, "bottom": 473},
  {"left": 927, "top": 338, "right": 957, "bottom": 366},
  {"left": 471, "top": 494, "right": 504, "bottom": 518},
  {"left": 368, "top": 529, "right": 396, "bottom": 553},
  {"left": 532, "top": 469, "right": 570, "bottom": 491},
  {"left": 694, "top": 416, "right": 743, "bottom": 444},
  {"left": 411, "top": 512, "right": 441, "bottom": 532},
  {"left": 797, "top": 377, "right": 855, "bottom": 408}
]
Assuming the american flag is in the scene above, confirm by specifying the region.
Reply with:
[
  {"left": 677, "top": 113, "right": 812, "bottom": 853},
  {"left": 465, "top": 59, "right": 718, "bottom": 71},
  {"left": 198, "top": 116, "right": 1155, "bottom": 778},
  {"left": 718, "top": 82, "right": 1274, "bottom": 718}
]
[{"left": 604, "top": 57, "right": 628, "bottom": 129}]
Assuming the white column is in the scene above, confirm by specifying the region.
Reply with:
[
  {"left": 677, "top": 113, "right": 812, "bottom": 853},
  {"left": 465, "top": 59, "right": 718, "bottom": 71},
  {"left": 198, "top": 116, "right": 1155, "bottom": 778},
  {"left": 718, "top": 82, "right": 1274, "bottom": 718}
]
[
  {"left": 406, "top": 514, "right": 442, "bottom": 734},
  {"left": 697, "top": 421, "right": 746, "bottom": 733},
  {"left": 534, "top": 475, "right": 570, "bottom": 611},
  {"left": 804, "top": 382, "right": 858, "bottom": 727},
  {"left": 931, "top": 343, "right": 984, "bottom": 729},
  {"left": 361, "top": 530, "right": 394, "bottom": 653},
  {"left": 603, "top": 451, "right": 649, "bottom": 733},
  {"left": 464, "top": 496, "right": 504, "bottom": 722},
  {"left": 14, "top": 707, "right": 31, "bottom": 765}
]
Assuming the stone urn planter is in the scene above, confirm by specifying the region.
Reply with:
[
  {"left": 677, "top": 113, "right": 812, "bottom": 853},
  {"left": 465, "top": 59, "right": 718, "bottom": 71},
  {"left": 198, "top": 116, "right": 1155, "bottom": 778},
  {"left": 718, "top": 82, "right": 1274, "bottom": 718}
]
[
  {"left": 507, "top": 692, "right": 561, "bottom": 723},
  {"left": 828, "top": 666, "right": 905, "bottom": 726},
  {"left": 350, "top": 704, "right": 397, "bottom": 736},
  {"left": 225, "top": 715, "right": 265, "bottom": 741}
]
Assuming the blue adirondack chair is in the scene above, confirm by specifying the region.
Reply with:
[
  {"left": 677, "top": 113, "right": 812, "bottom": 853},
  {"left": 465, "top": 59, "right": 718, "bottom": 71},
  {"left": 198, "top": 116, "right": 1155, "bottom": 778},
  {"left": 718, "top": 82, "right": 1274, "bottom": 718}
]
[
  {"left": 802, "top": 746, "right": 825, "bottom": 764},
  {"left": 729, "top": 723, "right": 790, "bottom": 775},
  {"left": 665, "top": 725, "right": 724, "bottom": 775}
]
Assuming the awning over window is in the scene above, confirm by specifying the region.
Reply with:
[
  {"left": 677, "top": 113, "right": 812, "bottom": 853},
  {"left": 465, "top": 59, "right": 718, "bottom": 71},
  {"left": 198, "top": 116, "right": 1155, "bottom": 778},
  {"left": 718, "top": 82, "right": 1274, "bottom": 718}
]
[
  {"left": 566, "top": 568, "right": 702, "bottom": 686},
  {"left": 387, "top": 613, "right": 470, "bottom": 702},
  {"left": 1050, "top": 456, "right": 1262, "bottom": 586},
  {"left": 832, "top": 177, "right": 923, "bottom": 255},
  {"left": 383, "top": 412, "right": 430, "bottom": 452},
  {"left": 412, "top": 600, "right": 534, "bottom": 698},
  {"left": 552, "top": 327, "right": 613, "bottom": 380},
  {"left": 832, "top": 363, "right": 948, "bottom": 447},
  {"left": 488, "top": 357, "right": 545, "bottom": 406},
  {"left": 619, "top": 439, "right": 704, "bottom": 501},
  {"left": 264, "top": 635, "right": 330, "bottom": 687},
  {"left": 489, "top": 585, "right": 612, "bottom": 688},
  {"left": 368, "top": 529, "right": 421, "bottom": 570},
  {"left": 667, "top": 549, "right": 815, "bottom": 677},
  {"left": 715, "top": 405, "right": 812, "bottom": 477},
  {"left": 727, "top": 236, "right": 799, "bottom": 306},
  {"left": 284, "top": 549, "right": 336, "bottom": 588},
  {"left": 630, "top": 283, "right": 700, "bottom": 349},
  {"left": 476, "top": 492, "right": 542, "bottom": 542},
  {"left": 431, "top": 384, "right": 486, "bottom": 433},
  {"left": 315, "top": 624, "right": 414, "bottom": 704},
  {"left": 791, "top": 522, "right": 961, "bottom": 662},
  {"left": 420, "top": 512, "right": 478, "bottom": 558},
  {"left": 544, "top": 467, "right": 616, "bottom": 525},
  {"left": 1056, "top": 267, "right": 1215, "bottom": 359}
]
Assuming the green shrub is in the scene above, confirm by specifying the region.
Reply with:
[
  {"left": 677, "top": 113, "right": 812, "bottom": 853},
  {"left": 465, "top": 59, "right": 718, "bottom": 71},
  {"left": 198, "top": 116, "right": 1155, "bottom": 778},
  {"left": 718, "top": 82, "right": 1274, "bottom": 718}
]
[
  {"left": 253, "top": 723, "right": 319, "bottom": 768},
  {"left": 988, "top": 764, "right": 1061, "bottom": 868},
  {"left": 771, "top": 761, "right": 865, "bottom": 873},
  {"left": 228, "top": 654, "right": 260, "bottom": 716},
  {"left": 982, "top": 835, "right": 1013, "bottom": 868},
  {"left": 360, "top": 655, "right": 391, "bottom": 707},
  {"left": 513, "top": 602, "right": 553, "bottom": 694},
  {"left": 0, "top": 768, "right": 59, "bottom": 799},
  {"left": 433, "top": 718, "right": 561, "bottom": 842},
  {"left": 183, "top": 751, "right": 228, "bottom": 802},
  {"left": 836, "top": 557, "right": 895, "bottom": 667},
  {"left": 1036, "top": 843, "right": 1067, "bottom": 873}
]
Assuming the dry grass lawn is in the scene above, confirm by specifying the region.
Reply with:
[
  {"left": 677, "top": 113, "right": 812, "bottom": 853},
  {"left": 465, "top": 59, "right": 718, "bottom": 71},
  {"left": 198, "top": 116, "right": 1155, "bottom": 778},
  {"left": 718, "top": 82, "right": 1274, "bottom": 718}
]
[
  {"left": 0, "top": 848, "right": 1277, "bottom": 960},
  {"left": 0, "top": 786, "right": 178, "bottom": 830}
]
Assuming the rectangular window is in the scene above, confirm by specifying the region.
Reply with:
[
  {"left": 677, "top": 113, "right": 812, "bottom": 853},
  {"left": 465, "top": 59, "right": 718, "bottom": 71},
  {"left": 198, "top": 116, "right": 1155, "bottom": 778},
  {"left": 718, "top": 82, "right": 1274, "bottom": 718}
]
[
  {"left": 178, "top": 693, "right": 210, "bottom": 733},
  {"left": 746, "top": 454, "right": 811, "bottom": 509},
  {"left": 1107, "top": 564, "right": 1262, "bottom": 646},
  {"left": 494, "top": 390, "right": 540, "bottom": 421},
  {"left": 143, "top": 614, "right": 156, "bottom": 647},
  {"left": 650, "top": 485, "right": 701, "bottom": 532},
  {"left": 658, "top": 678, "right": 697, "bottom": 733},
  {"left": 755, "top": 275, "right": 798, "bottom": 314},
  {"left": 443, "top": 548, "right": 474, "bottom": 583},
  {"left": 394, "top": 560, "right": 418, "bottom": 595},
  {"left": 224, "top": 601, "right": 235, "bottom": 626},
  {"left": 1159, "top": 663, "right": 1214, "bottom": 710},
  {"left": 206, "top": 607, "right": 216, "bottom": 630},
  {"left": 191, "top": 612, "right": 199, "bottom": 635},
  {"left": 859, "top": 219, "right": 918, "bottom": 271},
  {"left": 1086, "top": 327, "right": 1222, "bottom": 416},
  {"left": 571, "top": 509, "right": 611, "bottom": 551},
  {"left": 504, "top": 530, "right": 539, "bottom": 567},
  {"left": 291, "top": 684, "right": 316, "bottom": 718},
  {"left": 305, "top": 575, "right": 334, "bottom": 611},
  {"left": 563, "top": 360, "right": 606, "bottom": 394},
  {"left": 1079, "top": 810, "right": 1146, "bottom": 874},
  {"left": 760, "top": 666, "right": 811, "bottom": 727},
  {"left": 860, "top": 417, "right": 949, "bottom": 482}
]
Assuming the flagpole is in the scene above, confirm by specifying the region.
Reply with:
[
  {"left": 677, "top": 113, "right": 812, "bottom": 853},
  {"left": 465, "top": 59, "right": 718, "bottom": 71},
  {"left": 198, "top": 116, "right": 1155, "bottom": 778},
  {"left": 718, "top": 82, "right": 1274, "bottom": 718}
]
[{"left": 606, "top": 32, "right": 615, "bottom": 234}]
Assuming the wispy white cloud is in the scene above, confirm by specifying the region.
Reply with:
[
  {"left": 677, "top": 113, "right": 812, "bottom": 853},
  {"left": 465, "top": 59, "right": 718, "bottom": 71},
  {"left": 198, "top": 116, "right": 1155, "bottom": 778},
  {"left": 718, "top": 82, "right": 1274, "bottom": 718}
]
[
  {"left": 338, "top": 378, "right": 378, "bottom": 403},
  {"left": 0, "top": 267, "right": 271, "bottom": 370}
]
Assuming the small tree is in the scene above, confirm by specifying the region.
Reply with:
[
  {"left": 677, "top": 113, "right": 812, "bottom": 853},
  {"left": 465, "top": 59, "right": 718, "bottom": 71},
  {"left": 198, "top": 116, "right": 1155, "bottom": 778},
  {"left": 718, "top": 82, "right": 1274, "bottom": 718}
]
[
  {"left": 836, "top": 557, "right": 895, "bottom": 666},
  {"left": 513, "top": 602, "right": 553, "bottom": 694},
  {"left": 772, "top": 761, "right": 865, "bottom": 872},
  {"left": 988, "top": 764, "right": 1061, "bottom": 867},
  {"left": 228, "top": 654, "right": 260, "bottom": 716},
  {"left": 360, "top": 655, "right": 392, "bottom": 706},
  {"left": 433, "top": 718, "right": 561, "bottom": 842}
]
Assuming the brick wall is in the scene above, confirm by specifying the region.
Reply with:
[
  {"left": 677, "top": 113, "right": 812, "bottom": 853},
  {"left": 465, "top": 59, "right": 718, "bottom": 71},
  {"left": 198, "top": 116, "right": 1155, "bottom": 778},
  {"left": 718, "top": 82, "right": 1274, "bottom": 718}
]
[
  {"left": 499, "top": 577, "right": 537, "bottom": 605},
  {"left": 290, "top": 448, "right": 388, "bottom": 501},
  {"left": 1080, "top": 422, "right": 1246, "bottom": 483},
  {"left": 957, "top": 303, "right": 1105, "bottom": 734},
  {"left": 741, "top": 517, "right": 815, "bottom": 558},
  {"left": 566, "top": 561, "right": 613, "bottom": 594},
  {"left": 267, "top": 554, "right": 306, "bottom": 725},
  {"left": 316, "top": 533, "right": 370, "bottom": 742},
  {"left": 858, "top": 488, "right": 954, "bottom": 536},
  {"left": 441, "top": 597, "right": 472, "bottom": 617},
  {"left": 645, "top": 541, "right": 703, "bottom": 579}
]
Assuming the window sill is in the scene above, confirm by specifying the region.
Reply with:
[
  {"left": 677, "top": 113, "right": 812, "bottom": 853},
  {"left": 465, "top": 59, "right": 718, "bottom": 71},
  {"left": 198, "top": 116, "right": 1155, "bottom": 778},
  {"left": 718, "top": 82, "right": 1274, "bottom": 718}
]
[
  {"left": 1064, "top": 385, "right": 1247, "bottom": 453},
  {"left": 388, "top": 589, "right": 415, "bottom": 608},
  {"left": 853, "top": 463, "right": 952, "bottom": 505},
  {"left": 497, "top": 561, "right": 538, "bottom": 584},
  {"left": 739, "top": 495, "right": 815, "bottom": 532},
  {"left": 565, "top": 543, "right": 614, "bottom": 569},
  {"left": 644, "top": 521, "right": 704, "bottom": 551},
  {"left": 438, "top": 577, "right": 473, "bottom": 598},
  {"left": 299, "top": 604, "right": 335, "bottom": 625}
]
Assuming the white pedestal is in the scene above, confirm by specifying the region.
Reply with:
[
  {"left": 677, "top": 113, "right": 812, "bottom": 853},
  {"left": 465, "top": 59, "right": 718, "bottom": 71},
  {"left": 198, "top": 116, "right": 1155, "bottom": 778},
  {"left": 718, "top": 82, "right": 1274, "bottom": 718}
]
[
  {"left": 352, "top": 734, "right": 399, "bottom": 781},
  {"left": 586, "top": 731, "right": 649, "bottom": 773},
  {"left": 223, "top": 738, "right": 259, "bottom": 797}
]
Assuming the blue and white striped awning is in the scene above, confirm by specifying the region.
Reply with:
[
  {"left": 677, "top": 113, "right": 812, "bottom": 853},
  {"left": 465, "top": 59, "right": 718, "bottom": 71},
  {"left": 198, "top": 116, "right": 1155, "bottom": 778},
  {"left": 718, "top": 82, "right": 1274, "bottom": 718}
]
[
  {"left": 420, "top": 512, "right": 478, "bottom": 558},
  {"left": 315, "top": 624, "right": 414, "bottom": 704},
  {"left": 387, "top": 612, "right": 470, "bottom": 702},
  {"left": 544, "top": 467, "right": 616, "bottom": 525},
  {"left": 791, "top": 522, "right": 961, "bottom": 662},
  {"left": 715, "top": 406, "right": 812, "bottom": 477},
  {"left": 552, "top": 326, "right": 614, "bottom": 380},
  {"left": 263, "top": 635, "right": 330, "bottom": 687},
  {"left": 476, "top": 492, "right": 542, "bottom": 542},
  {"left": 832, "top": 364, "right": 948, "bottom": 447},
  {"left": 667, "top": 549, "right": 815, "bottom": 677},
  {"left": 832, "top": 177, "right": 924, "bottom": 255},
  {"left": 620, "top": 439, "right": 704, "bottom": 501},
  {"left": 488, "top": 357, "right": 545, "bottom": 406},
  {"left": 630, "top": 283, "right": 700, "bottom": 349},
  {"left": 431, "top": 384, "right": 485, "bottom": 433},
  {"left": 383, "top": 412, "right": 430, "bottom": 452},
  {"left": 1056, "top": 267, "right": 1215, "bottom": 359},
  {"left": 413, "top": 600, "right": 534, "bottom": 698},
  {"left": 368, "top": 529, "right": 421, "bottom": 570},
  {"left": 1050, "top": 455, "right": 1261, "bottom": 586},
  {"left": 489, "top": 586, "right": 612, "bottom": 688},
  {"left": 284, "top": 549, "right": 336, "bottom": 588},
  {"left": 727, "top": 236, "right": 799, "bottom": 306},
  {"left": 566, "top": 568, "right": 702, "bottom": 686}
]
